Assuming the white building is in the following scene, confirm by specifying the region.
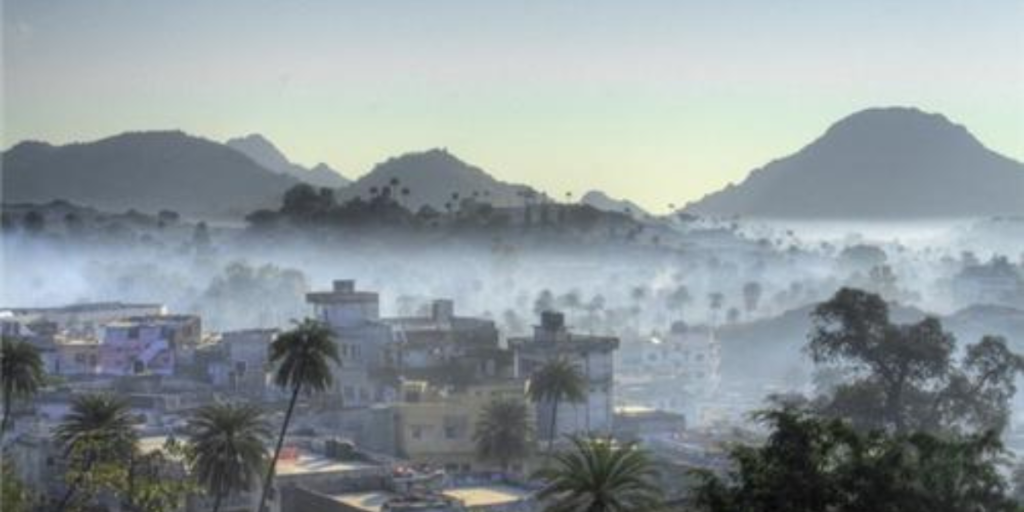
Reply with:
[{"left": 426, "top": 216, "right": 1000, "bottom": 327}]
[
  {"left": 510, "top": 311, "right": 619, "bottom": 438},
  {"left": 307, "top": 280, "right": 395, "bottom": 406}
]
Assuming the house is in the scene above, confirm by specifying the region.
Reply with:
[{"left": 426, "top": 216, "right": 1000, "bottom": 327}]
[
  {"left": 98, "top": 315, "right": 201, "bottom": 376},
  {"left": 308, "top": 280, "right": 396, "bottom": 405},
  {"left": 509, "top": 311, "right": 619, "bottom": 438},
  {"left": 207, "top": 329, "right": 275, "bottom": 397},
  {"left": 388, "top": 379, "right": 532, "bottom": 473},
  {"left": 384, "top": 300, "right": 512, "bottom": 384},
  {"left": 2, "top": 301, "right": 165, "bottom": 338}
]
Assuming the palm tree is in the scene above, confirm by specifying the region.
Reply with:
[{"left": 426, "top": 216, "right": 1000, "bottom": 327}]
[
  {"left": 187, "top": 403, "right": 271, "bottom": 512},
  {"left": 535, "top": 436, "right": 662, "bottom": 512},
  {"left": 53, "top": 394, "right": 137, "bottom": 512},
  {"left": 528, "top": 359, "right": 586, "bottom": 455},
  {"left": 474, "top": 398, "right": 532, "bottom": 472},
  {"left": 258, "top": 318, "right": 339, "bottom": 512},
  {"left": 1, "top": 337, "right": 45, "bottom": 435}
]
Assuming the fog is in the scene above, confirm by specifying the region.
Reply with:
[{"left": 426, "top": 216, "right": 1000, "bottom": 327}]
[{"left": 4, "top": 215, "right": 1024, "bottom": 422}]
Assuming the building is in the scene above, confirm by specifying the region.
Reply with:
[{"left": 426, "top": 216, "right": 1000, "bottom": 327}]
[
  {"left": 388, "top": 379, "right": 532, "bottom": 473},
  {"left": 1, "top": 301, "right": 165, "bottom": 338},
  {"left": 509, "top": 311, "right": 619, "bottom": 439},
  {"left": 98, "top": 315, "right": 201, "bottom": 376},
  {"left": 207, "top": 329, "right": 276, "bottom": 397},
  {"left": 384, "top": 300, "right": 512, "bottom": 384},
  {"left": 307, "top": 280, "right": 395, "bottom": 405},
  {"left": 637, "top": 322, "right": 721, "bottom": 397}
]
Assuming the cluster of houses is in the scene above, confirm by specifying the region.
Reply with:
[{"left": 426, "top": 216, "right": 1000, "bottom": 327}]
[{"left": 4, "top": 279, "right": 713, "bottom": 512}]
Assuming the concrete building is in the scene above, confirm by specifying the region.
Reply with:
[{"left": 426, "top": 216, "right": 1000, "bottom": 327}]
[
  {"left": 637, "top": 322, "right": 721, "bottom": 397},
  {"left": 2, "top": 301, "right": 165, "bottom": 337},
  {"left": 98, "top": 315, "right": 201, "bottom": 376},
  {"left": 388, "top": 379, "right": 532, "bottom": 473},
  {"left": 509, "top": 311, "right": 619, "bottom": 439},
  {"left": 308, "top": 280, "right": 395, "bottom": 406},
  {"left": 207, "top": 329, "right": 276, "bottom": 397},
  {"left": 385, "top": 300, "right": 512, "bottom": 385}
]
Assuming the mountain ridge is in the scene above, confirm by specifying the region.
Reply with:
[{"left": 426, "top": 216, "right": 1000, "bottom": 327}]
[{"left": 684, "top": 107, "right": 1024, "bottom": 219}]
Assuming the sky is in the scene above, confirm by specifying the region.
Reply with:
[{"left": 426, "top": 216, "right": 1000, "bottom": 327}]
[{"left": 3, "top": 0, "right": 1024, "bottom": 211}]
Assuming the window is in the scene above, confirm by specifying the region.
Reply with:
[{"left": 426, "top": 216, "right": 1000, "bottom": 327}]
[{"left": 411, "top": 426, "right": 423, "bottom": 440}]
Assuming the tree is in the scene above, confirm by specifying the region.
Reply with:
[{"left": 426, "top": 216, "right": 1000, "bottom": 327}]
[
  {"left": 742, "top": 282, "right": 763, "bottom": 313},
  {"left": 808, "top": 288, "right": 1024, "bottom": 435},
  {"left": 691, "top": 406, "right": 1017, "bottom": 512},
  {"left": 2, "top": 458, "right": 32, "bottom": 512},
  {"left": 125, "top": 438, "right": 197, "bottom": 512},
  {"left": 22, "top": 210, "right": 45, "bottom": 234},
  {"left": 528, "top": 359, "right": 586, "bottom": 455},
  {"left": 258, "top": 319, "right": 339, "bottom": 512},
  {"left": 187, "top": 403, "right": 271, "bottom": 512},
  {"left": 1, "top": 337, "right": 45, "bottom": 436},
  {"left": 53, "top": 394, "right": 137, "bottom": 512},
  {"left": 535, "top": 436, "right": 662, "bottom": 512},
  {"left": 474, "top": 398, "right": 532, "bottom": 471}
]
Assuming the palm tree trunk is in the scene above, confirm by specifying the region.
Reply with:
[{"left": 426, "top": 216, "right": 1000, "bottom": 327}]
[
  {"left": 54, "top": 458, "right": 93, "bottom": 512},
  {"left": 1, "top": 392, "right": 11, "bottom": 436},
  {"left": 546, "top": 397, "right": 560, "bottom": 456},
  {"left": 258, "top": 384, "right": 302, "bottom": 512},
  {"left": 212, "top": 490, "right": 224, "bottom": 512}
]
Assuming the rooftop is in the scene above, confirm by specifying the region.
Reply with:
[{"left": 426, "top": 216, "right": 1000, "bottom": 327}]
[
  {"left": 443, "top": 484, "right": 534, "bottom": 507},
  {"left": 274, "top": 450, "right": 380, "bottom": 477}
]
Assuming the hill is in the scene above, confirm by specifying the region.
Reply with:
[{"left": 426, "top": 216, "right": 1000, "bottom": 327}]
[
  {"left": 684, "top": 107, "right": 1024, "bottom": 218},
  {"left": 225, "top": 134, "right": 349, "bottom": 188},
  {"left": 1, "top": 131, "right": 297, "bottom": 218},
  {"left": 338, "top": 148, "right": 537, "bottom": 210},
  {"left": 580, "top": 190, "right": 650, "bottom": 218}
]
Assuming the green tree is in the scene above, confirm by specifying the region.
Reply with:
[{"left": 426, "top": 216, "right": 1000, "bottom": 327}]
[
  {"left": 53, "top": 394, "right": 137, "bottom": 512},
  {"left": 187, "top": 403, "right": 271, "bottom": 512},
  {"left": 1, "top": 458, "right": 32, "bottom": 512},
  {"left": 1, "top": 337, "right": 45, "bottom": 436},
  {"left": 535, "top": 436, "right": 662, "bottom": 512},
  {"left": 528, "top": 359, "right": 586, "bottom": 455},
  {"left": 808, "top": 288, "right": 1024, "bottom": 435},
  {"left": 474, "top": 398, "right": 532, "bottom": 471},
  {"left": 258, "top": 319, "right": 339, "bottom": 512},
  {"left": 126, "top": 437, "right": 198, "bottom": 512},
  {"left": 691, "top": 407, "right": 1016, "bottom": 512}
]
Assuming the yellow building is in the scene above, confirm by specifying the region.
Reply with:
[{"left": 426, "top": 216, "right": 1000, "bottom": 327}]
[{"left": 393, "top": 379, "right": 535, "bottom": 473}]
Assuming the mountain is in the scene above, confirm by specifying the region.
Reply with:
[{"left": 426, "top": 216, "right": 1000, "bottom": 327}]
[
  {"left": 581, "top": 190, "right": 650, "bottom": 218},
  {"left": 684, "top": 107, "right": 1024, "bottom": 218},
  {"left": 225, "top": 134, "right": 349, "bottom": 188},
  {"left": 1, "top": 131, "right": 297, "bottom": 217},
  {"left": 339, "top": 148, "right": 537, "bottom": 210}
]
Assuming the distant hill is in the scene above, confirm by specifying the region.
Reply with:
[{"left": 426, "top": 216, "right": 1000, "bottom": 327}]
[
  {"left": 684, "top": 107, "right": 1024, "bottom": 219},
  {"left": 1, "top": 131, "right": 297, "bottom": 218},
  {"left": 580, "top": 190, "right": 650, "bottom": 218},
  {"left": 339, "top": 148, "right": 537, "bottom": 210},
  {"left": 226, "top": 134, "right": 350, "bottom": 188}
]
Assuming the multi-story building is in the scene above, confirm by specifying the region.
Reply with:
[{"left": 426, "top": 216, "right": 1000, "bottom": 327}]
[
  {"left": 388, "top": 379, "right": 532, "bottom": 473},
  {"left": 385, "top": 299, "right": 512, "bottom": 385},
  {"left": 637, "top": 322, "right": 721, "bottom": 397},
  {"left": 98, "top": 315, "right": 201, "bottom": 376},
  {"left": 509, "top": 311, "right": 619, "bottom": 439},
  {"left": 307, "top": 280, "right": 394, "bottom": 405},
  {"left": 2, "top": 302, "right": 165, "bottom": 338},
  {"left": 207, "top": 329, "right": 276, "bottom": 397}
]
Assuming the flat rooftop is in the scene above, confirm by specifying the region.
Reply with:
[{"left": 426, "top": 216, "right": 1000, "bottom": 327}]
[
  {"left": 330, "top": 491, "right": 395, "bottom": 512},
  {"left": 443, "top": 484, "right": 534, "bottom": 507},
  {"left": 274, "top": 451, "right": 379, "bottom": 477}
]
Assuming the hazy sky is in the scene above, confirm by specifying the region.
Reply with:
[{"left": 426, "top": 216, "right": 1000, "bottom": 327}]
[{"left": 4, "top": 0, "right": 1023, "bottom": 210}]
